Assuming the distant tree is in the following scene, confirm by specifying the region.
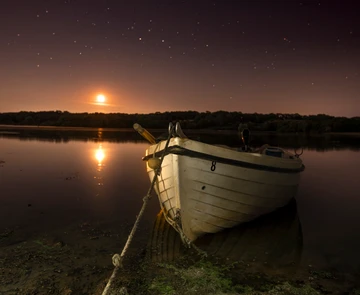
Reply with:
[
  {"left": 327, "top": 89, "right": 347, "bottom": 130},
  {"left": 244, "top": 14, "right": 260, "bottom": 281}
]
[{"left": 0, "top": 110, "right": 359, "bottom": 133}]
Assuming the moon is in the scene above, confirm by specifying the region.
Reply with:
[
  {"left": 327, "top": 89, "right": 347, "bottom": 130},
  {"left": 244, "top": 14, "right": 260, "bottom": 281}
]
[{"left": 96, "top": 94, "right": 106, "bottom": 103}]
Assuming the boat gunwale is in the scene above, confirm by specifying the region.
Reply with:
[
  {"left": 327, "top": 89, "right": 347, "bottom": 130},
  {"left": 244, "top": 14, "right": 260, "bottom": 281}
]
[{"left": 144, "top": 144, "right": 305, "bottom": 173}]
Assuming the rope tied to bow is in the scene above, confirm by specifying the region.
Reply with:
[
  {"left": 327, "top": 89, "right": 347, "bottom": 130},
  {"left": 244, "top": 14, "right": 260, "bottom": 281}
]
[{"left": 102, "top": 124, "right": 175, "bottom": 295}]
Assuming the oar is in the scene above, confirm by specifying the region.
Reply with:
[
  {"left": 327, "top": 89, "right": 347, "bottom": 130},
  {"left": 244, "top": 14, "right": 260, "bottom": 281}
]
[{"left": 133, "top": 123, "right": 156, "bottom": 144}]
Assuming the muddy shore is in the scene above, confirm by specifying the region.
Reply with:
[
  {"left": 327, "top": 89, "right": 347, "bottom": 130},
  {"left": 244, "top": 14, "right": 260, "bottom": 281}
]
[{"left": 1, "top": 219, "right": 359, "bottom": 295}]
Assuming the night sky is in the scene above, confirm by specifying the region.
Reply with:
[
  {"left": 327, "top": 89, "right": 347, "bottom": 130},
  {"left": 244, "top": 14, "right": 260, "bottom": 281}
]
[{"left": 0, "top": 1, "right": 359, "bottom": 117}]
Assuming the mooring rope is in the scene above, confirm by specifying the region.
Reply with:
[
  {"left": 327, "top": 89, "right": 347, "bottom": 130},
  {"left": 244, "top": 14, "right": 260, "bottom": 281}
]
[
  {"left": 102, "top": 125, "right": 175, "bottom": 295},
  {"left": 158, "top": 196, "right": 208, "bottom": 257}
]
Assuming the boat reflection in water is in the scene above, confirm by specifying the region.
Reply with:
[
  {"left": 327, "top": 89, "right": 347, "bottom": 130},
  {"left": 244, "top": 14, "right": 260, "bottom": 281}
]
[{"left": 148, "top": 198, "right": 302, "bottom": 273}]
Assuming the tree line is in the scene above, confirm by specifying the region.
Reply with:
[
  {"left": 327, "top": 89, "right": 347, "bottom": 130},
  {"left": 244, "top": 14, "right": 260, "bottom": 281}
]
[{"left": 0, "top": 110, "right": 359, "bottom": 133}]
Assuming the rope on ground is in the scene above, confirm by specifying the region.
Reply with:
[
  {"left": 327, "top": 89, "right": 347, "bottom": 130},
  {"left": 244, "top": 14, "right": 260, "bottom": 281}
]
[{"left": 102, "top": 124, "right": 175, "bottom": 295}]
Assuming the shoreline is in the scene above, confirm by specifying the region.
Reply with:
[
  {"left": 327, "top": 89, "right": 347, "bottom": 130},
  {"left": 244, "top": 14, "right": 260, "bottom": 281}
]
[{"left": 1, "top": 124, "right": 360, "bottom": 137}]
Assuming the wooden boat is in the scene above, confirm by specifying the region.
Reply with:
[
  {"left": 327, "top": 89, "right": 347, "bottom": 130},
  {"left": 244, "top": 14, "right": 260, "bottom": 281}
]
[
  {"left": 135, "top": 122, "right": 305, "bottom": 243},
  {"left": 148, "top": 198, "right": 303, "bottom": 270}
]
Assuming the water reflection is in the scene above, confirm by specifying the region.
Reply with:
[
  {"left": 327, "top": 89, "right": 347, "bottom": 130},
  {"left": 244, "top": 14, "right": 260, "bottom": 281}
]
[
  {"left": 148, "top": 199, "right": 302, "bottom": 273},
  {"left": 1, "top": 129, "right": 360, "bottom": 274},
  {"left": 93, "top": 143, "right": 105, "bottom": 188},
  {"left": 95, "top": 144, "right": 105, "bottom": 172},
  {"left": 1, "top": 127, "right": 360, "bottom": 151},
  {"left": 93, "top": 129, "right": 106, "bottom": 187},
  {"left": 0, "top": 127, "right": 146, "bottom": 143}
]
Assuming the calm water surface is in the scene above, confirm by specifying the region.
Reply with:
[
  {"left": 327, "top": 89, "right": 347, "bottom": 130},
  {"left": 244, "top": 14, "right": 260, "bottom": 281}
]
[{"left": 1, "top": 129, "right": 360, "bottom": 278}]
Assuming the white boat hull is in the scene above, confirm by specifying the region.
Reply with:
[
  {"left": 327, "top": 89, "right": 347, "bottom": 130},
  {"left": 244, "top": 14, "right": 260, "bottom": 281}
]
[{"left": 145, "top": 137, "right": 304, "bottom": 242}]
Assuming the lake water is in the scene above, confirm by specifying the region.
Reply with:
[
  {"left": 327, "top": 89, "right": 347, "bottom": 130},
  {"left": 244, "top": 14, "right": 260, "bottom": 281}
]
[{"left": 1, "top": 128, "right": 360, "bottom": 293}]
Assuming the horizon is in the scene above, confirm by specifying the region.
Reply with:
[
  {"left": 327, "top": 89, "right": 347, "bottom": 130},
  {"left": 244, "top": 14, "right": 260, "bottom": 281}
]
[
  {"left": 0, "top": 1, "right": 359, "bottom": 116},
  {"left": 0, "top": 109, "right": 358, "bottom": 119}
]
